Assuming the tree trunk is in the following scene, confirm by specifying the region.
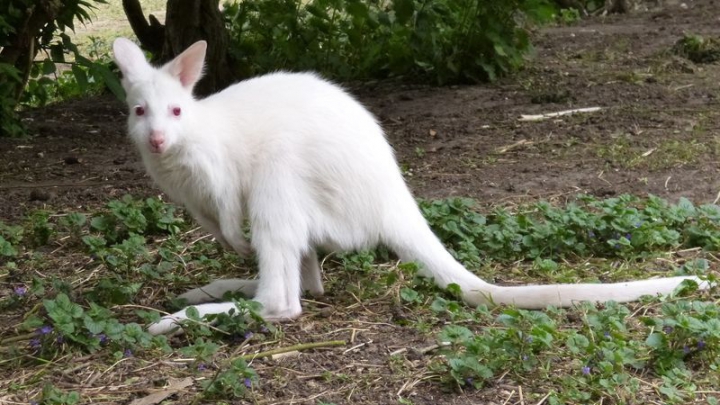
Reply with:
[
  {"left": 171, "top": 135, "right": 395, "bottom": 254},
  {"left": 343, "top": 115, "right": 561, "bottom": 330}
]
[{"left": 122, "top": 0, "right": 235, "bottom": 97}]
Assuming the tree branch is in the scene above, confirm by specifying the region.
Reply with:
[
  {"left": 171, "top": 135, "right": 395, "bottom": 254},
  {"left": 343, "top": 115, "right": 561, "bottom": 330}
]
[
  {"left": 236, "top": 340, "right": 347, "bottom": 361},
  {"left": 121, "top": 0, "right": 165, "bottom": 56}
]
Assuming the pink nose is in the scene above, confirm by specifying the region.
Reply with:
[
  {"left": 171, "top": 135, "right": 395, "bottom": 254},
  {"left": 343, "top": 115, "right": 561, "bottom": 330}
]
[{"left": 149, "top": 130, "right": 165, "bottom": 151}]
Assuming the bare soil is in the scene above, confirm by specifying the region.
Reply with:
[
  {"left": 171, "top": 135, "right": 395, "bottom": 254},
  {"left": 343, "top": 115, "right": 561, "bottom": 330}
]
[{"left": 2, "top": 1, "right": 720, "bottom": 404}]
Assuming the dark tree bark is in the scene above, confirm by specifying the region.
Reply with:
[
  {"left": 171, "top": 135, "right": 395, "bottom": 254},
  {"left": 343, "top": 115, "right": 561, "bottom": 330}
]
[
  {"left": 121, "top": 0, "right": 165, "bottom": 56},
  {"left": 122, "top": 0, "right": 235, "bottom": 97}
]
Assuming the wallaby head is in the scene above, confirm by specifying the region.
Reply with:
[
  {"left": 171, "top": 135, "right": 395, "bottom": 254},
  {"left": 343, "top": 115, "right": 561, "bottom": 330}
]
[{"left": 112, "top": 38, "right": 207, "bottom": 155}]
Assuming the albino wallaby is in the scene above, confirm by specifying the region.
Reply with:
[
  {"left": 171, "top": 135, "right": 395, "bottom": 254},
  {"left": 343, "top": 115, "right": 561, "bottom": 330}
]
[{"left": 112, "top": 38, "right": 707, "bottom": 335}]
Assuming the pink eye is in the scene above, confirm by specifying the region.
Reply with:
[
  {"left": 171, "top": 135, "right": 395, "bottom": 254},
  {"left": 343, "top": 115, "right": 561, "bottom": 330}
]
[
  {"left": 134, "top": 106, "right": 145, "bottom": 116},
  {"left": 172, "top": 107, "right": 182, "bottom": 117}
]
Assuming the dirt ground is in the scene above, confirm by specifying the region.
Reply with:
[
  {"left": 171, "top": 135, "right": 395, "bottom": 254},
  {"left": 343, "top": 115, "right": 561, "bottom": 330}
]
[
  {"left": 2, "top": 1, "right": 720, "bottom": 404},
  {"left": 3, "top": 4, "right": 720, "bottom": 220}
]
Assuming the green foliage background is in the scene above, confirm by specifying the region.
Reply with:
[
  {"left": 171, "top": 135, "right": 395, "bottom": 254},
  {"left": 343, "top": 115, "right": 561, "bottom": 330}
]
[{"left": 225, "top": 0, "right": 555, "bottom": 83}]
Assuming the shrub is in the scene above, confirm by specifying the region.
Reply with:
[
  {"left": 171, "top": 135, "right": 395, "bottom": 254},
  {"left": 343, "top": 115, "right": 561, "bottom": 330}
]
[{"left": 224, "top": 0, "right": 555, "bottom": 84}]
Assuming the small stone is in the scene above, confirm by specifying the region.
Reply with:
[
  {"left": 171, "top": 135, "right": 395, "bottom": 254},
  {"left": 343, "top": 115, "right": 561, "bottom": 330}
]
[
  {"left": 29, "top": 189, "right": 53, "bottom": 201},
  {"left": 319, "top": 307, "right": 335, "bottom": 318}
]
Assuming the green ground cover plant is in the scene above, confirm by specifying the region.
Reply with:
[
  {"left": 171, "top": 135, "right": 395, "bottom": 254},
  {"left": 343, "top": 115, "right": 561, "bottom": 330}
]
[{"left": 0, "top": 194, "right": 717, "bottom": 403}]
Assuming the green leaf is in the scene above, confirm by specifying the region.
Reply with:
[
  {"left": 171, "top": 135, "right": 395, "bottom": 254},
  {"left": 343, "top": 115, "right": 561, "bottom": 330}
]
[
  {"left": 0, "top": 236, "right": 17, "bottom": 256},
  {"left": 645, "top": 332, "right": 665, "bottom": 349},
  {"left": 186, "top": 306, "right": 200, "bottom": 320},
  {"left": 22, "top": 315, "right": 45, "bottom": 331},
  {"left": 104, "top": 321, "right": 125, "bottom": 339},
  {"left": 400, "top": 287, "right": 420, "bottom": 303},
  {"left": 83, "top": 316, "right": 105, "bottom": 335},
  {"left": 90, "top": 216, "right": 112, "bottom": 232},
  {"left": 566, "top": 333, "right": 590, "bottom": 354},
  {"left": 71, "top": 65, "right": 89, "bottom": 91},
  {"left": 41, "top": 59, "right": 56, "bottom": 75},
  {"left": 439, "top": 325, "right": 474, "bottom": 343},
  {"left": 57, "top": 320, "right": 76, "bottom": 335},
  {"left": 392, "top": 0, "right": 414, "bottom": 25},
  {"left": 90, "top": 63, "right": 125, "bottom": 101}
]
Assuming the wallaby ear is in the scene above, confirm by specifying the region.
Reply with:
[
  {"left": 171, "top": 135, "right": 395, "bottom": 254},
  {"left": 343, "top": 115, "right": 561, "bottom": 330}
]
[
  {"left": 162, "top": 41, "right": 207, "bottom": 90},
  {"left": 112, "top": 38, "right": 151, "bottom": 83}
]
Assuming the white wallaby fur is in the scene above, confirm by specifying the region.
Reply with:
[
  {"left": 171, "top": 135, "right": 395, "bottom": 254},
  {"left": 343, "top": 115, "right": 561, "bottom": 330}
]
[{"left": 112, "top": 38, "right": 708, "bottom": 335}]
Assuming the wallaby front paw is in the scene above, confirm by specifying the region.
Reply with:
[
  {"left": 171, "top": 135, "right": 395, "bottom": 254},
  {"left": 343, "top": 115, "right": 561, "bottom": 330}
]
[
  {"left": 235, "top": 239, "right": 253, "bottom": 257},
  {"left": 214, "top": 235, "right": 253, "bottom": 257},
  {"left": 178, "top": 279, "right": 259, "bottom": 304},
  {"left": 257, "top": 305, "right": 302, "bottom": 322}
]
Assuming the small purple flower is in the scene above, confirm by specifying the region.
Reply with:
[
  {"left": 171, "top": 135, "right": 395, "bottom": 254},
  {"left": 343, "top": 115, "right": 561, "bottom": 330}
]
[
  {"left": 124, "top": 349, "right": 133, "bottom": 358},
  {"left": 522, "top": 355, "right": 529, "bottom": 361},
  {"left": 525, "top": 336, "right": 533, "bottom": 343},
  {"left": 604, "top": 331, "right": 611, "bottom": 338},
  {"left": 198, "top": 363, "right": 207, "bottom": 371},
  {"left": 588, "top": 231, "right": 596, "bottom": 238},
  {"left": 698, "top": 340, "right": 706, "bottom": 350},
  {"left": 29, "top": 338, "right": 41, "bottom": 349},
  {"left": 464, "top": 377, "right": 474, "bottom": 387},
  {"left": 37, "top": 325, "right": 53, "bottom": 335},
  {"left": 683, "top": 345, "right": 690, "bottom": 354},
  {"left": 56, "top": 336, "right": 64, "bottom": 344},
  {"left": 243, "top": 377, "right": 252, "bottom": 388},
  {"left": 97, "top": 334, "right": 108, "bottom": 344},
  {"left": 663, "top": 326, "right": 674, "bottom": 334},
  {"left": 14, "top": 286, "right": 27, "bottom": 296},
  {"left": 582, "top": 366, "right": 591, "bottom": 375},
  {"left": 260, "top": 325, "right": 269, "bottom": 333},
  {"left": 244, "top": 331, "right": 254, "bottom": 340},
  {"left": 625, "top": 233, "right": 631, "bottom": 240}
]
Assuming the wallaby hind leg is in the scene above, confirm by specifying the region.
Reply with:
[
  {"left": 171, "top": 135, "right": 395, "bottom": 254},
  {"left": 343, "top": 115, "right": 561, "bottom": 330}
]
[
  {"left": 178, "top": 279, "right": 259, "bottom": 304},
  {"left": 301, "top": 249, "right": 324, "bottom": 297},
  {"left": 178, "top": 250, "right": 323, "bottom": 305}
]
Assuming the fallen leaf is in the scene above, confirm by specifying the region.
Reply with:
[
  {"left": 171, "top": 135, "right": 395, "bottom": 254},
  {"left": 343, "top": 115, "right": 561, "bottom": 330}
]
[{"left": 129, "top": 377, "right": 193, "bottom": 405}]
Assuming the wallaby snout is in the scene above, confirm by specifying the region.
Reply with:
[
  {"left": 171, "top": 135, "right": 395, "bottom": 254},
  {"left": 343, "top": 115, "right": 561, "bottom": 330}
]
[{"left": 149, "top": 130, "right": 166, "bottom": 153}]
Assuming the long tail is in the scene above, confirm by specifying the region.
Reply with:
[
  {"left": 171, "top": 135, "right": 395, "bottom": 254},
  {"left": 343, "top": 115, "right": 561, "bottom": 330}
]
[
  {"left": 463, "top": 276, "right": 705, "bottom": 309},
  {"left": 386, "top": 207, "right": 709, "bottom": 309}
]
